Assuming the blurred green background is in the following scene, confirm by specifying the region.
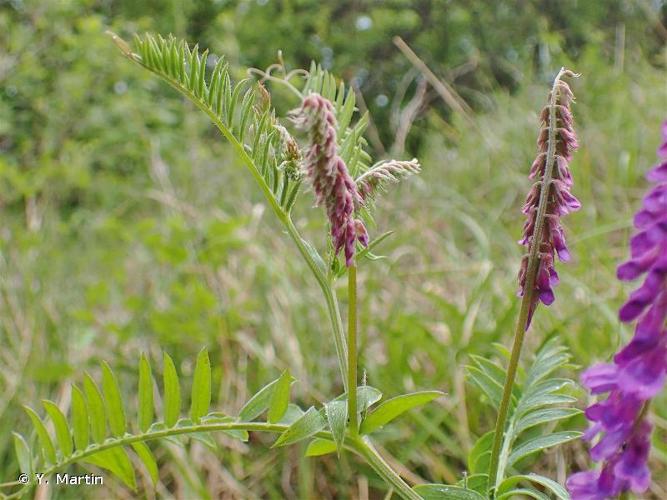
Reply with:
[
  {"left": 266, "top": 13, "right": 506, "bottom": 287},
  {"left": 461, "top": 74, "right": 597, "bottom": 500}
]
[{"left": 1, "top": 0, "right": 666, "bottom": 498}]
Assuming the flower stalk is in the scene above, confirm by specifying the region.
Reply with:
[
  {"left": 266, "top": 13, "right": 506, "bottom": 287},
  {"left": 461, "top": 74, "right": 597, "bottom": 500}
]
[
  {"left": 347, "top": 263, "right": 359, "bottom": 434},
  {"left": 487, "top": 67, "right": 579, "bottom": 494}
]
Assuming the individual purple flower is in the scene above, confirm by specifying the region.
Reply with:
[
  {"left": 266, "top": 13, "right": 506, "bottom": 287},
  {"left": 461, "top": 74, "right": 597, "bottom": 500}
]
[
  {"left": 519, "top": 69, "right": 580, "bottom": 326},
  {"left": 291, "top": 93, "right": 368, "bottom": 266},
  {"left": 567, "top": 121, "right": 667, "bottom": 499},
  {"left": 568, "top": 421, "right": 652, "bottom": 500}
]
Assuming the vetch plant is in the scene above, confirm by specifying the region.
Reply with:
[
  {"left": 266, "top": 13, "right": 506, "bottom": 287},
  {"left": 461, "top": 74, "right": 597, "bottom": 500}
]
[
  {"left": 8, "top": 33, "right": 650, "bottom": 500},
  {"left": 566, "top": 122, "right": 667, "bottom": 499},
  {"left": 8, "top": 32, "right": 435, "bottom": 500},
  {"left": 484, "top": 68, "right": 582, "bottom": 496},
  {"left": 518, "top": 70, "right": 581, "bottom": 327}
]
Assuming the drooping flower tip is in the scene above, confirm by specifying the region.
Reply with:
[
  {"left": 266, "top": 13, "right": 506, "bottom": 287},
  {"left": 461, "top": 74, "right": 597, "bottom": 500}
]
[
  {"left": 518, "top": 69, "right": 580, "bottom": 325},
  {"left": 291, "top": 93, "right": 368, "bottom": 266},
  {"left": 356, "top": 158, "right": 421, "bottom": 202}
]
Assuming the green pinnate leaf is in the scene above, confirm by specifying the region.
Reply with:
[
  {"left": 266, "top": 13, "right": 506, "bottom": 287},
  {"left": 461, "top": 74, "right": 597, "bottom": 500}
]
[
  {"left": 337, "top": 88, "right": 356, "bottom": 134},
  {"left": 42, "top": 400, "right": 73, "bottom": 458},
  {"left": 305, "top": 438, "right": 337, "bottom": 457},
  {"left": 84, "top": 447, "right": 136, "bottom": 490},
  {"left": 83, "top": 373, "right": 106, "bottom": 442},
  {"left": 273, "top": 407, "right": 325, "bottom": 448},
  {"left": 413, "top": 484, "right": 486, "bottom": 499},
  {"left": 23, "top": 406, "right": 56, "bottom": 466},
  {"left": 131, "top": 442, "right": 159, "bottom": 485},
  {"left": 102, "top": 361, "right": 127, "bottom": 437},
  {"left": 458, "top": 474, "right": 489, "bottom": 494},
  {"left": 485, "top": 338, "right": 579, "bottom": 494},
  {"left": 508, "top": 431, "right": 582, "bottom": 467},
  {"left": 163, "top": 352, "right": 181, "bottom": 427},
  {"left": 497, "top": 488, "right": 550, "bottom": 500},
  {"left": 138, "top": 354, "right": 154, "bottom": 432},
  {"left": 324, "top": 400, "right": 347, "bottom": 454},
  {"left": 239, "top": 374, "right": 285, "bottom": 422},
  {"left": 518, "top": 378, "right": 573, "bottom": 406},
  {"left": 267, "top": 370, "right": 292, "bottom": 424},
  {"left": 354, "top": 385, "right": 383, "bottom": 412},
  {"left": 498, "top": 474, "right": 569, "bottom": 500},
  {"left": 468, "top": 430, "right": 494, "bottom": 474},
  {"left": 466, "top": 366, "right": 503, "bottom": 408},
  {"left": 514, "top": 407, "right": 582, "bottom": 437},
  {"left": 360, "top": 391, "right": 444, "bottom": 434},
  {"left": 278, "top": 404, "right": 305, "bottom": 425},
  {"left": 188, "top": 45, "right": 200, "bottom": 92},
  {"left": 13, "top": 433, "right": 32, "bottom": 475},
  {"left": 468, "top": 355, "right": 521, "bottom": 402},
  {"left": 516, "top": 393, "right": 577, "bottom": 417},
  {"left": 70, "top": 384, "right": 89, "bottom": 450},
  {"left": 525, "top": 339, "right": 570, "bottom": 386},
  {"left": 190, "top": 347, "right": 212, "bottom": 424}
]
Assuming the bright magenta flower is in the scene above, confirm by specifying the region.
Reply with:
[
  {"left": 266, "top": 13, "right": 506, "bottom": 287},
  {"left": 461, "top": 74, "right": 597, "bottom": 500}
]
[{"left": 567, "top": 121, "right": 667, "bottom": 499}]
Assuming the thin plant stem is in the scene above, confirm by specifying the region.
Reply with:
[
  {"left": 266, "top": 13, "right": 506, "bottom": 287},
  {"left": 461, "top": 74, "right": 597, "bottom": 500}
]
[
  {"left": 486, "top": 67, "right": 567, "bottom": 495},
  {"left": 327, "top": 283, "right": 350, "bottom": 390},
  {"left": 285, "top": 215, "right": 349, "bottom": 389},
  {"left": 5, "top": 419, "right": 418, "bottom": 500},
  {"left": 246, "top": 67, "right": 304, "bottom": 100},
  {"left": 347, "top": 264, "right": 359, "bottom": 434},
  {"left": 350, "top": 436, "right": 421, "bottom": 500}
]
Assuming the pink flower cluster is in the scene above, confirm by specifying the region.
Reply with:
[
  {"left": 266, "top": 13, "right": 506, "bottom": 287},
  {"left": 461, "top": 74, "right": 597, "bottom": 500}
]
[
  {"left": 292, "top": 94, "right": 368, "bottom": 266},
  {"left": 519, "top": 73, "right": 581, "bottom": 326}
]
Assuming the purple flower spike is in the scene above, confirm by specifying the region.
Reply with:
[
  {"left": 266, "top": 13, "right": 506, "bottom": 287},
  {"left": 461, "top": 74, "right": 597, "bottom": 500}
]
[
  {"left": 518, "top": 69, "right": 580, "bottom": 326},
  {"left": 291, "top": 94, "right": 368, "bottom": 266},
  {"left": 568, "top": 121, "right": 667, "bottom": 499}
]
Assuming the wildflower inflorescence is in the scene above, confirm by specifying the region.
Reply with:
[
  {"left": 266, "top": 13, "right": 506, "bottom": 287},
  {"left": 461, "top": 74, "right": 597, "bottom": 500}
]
[
  {"left": 518, "top": 69, "right": 581, "bottom": 326},
  {"left": 355, "top": 158, "right": 421, "bottom": 203},
  {"left": 291, "top": 94, "right": 369, "bottom": 266},
  {"left": 567, "top": 121, "right": 667, "bottom": 499}
]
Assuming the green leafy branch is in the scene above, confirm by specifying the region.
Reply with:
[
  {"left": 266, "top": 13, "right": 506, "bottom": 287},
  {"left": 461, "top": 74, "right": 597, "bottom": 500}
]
[
  {"left": 108, "top": 31, "right": 354, "bottom": 386},
  {"left": 412, "top": 338, "right": 581, "bottom": 499},
  {"left": 465, "top": 338, "right": 581, "bottom": 499},
  {"left": 8, "top": 349, "right": 443, "bottom": 499},
  {"left": 67, "top": 32, "right": 430, "bottom": 499}
]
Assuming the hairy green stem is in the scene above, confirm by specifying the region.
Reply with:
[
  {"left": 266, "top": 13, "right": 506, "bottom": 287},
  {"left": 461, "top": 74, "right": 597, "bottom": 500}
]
[
  {"left": 486, "top": 67, "right": 567, "bottom": 495},
  {"left": 284, "top": 217, "right": 349, "bottom": 390},
  {"left": 350, "top": 436, "right": 421, "bottom": 500},
  {"left": 6, "top": 419, "right": 417, "bottom": 500},
  {"left": 347, "top": 264, "right": 358, "bottom": 434},
  {"left": 3, "top": 422, "right": 314, "bottom": 499}
]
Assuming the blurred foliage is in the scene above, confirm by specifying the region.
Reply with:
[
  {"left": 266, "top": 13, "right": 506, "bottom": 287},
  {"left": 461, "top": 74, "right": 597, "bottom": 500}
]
[{"left": 0, "top": 0, "right": 666, "bottom": 498}]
